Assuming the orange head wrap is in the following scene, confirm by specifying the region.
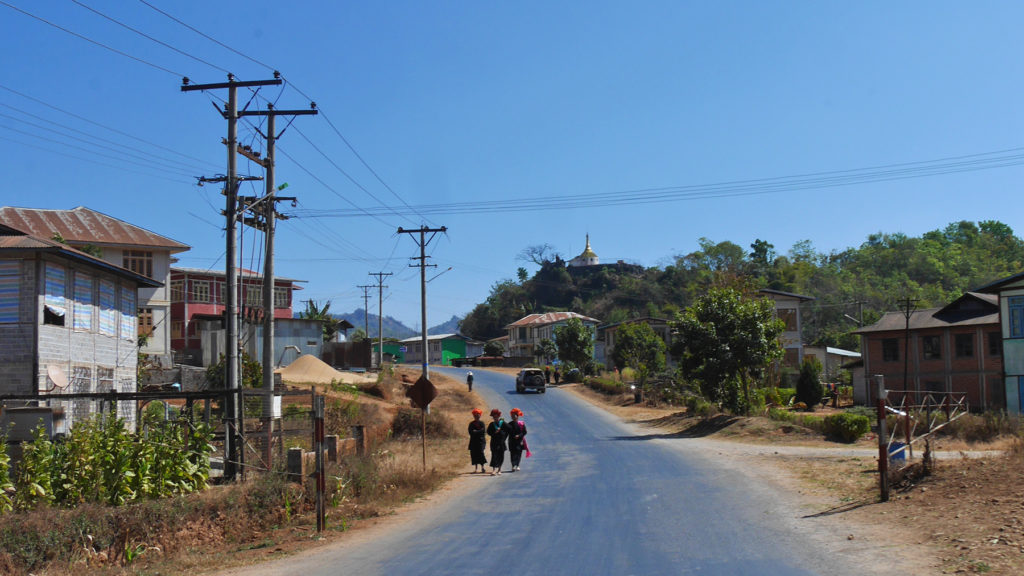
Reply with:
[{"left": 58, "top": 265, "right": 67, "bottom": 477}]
[
  {"left": 471, "top": 408, "right": 483, "bottom": 416},
  {"left": 510, "top": 408, "right": 523, "bottom": 417}
]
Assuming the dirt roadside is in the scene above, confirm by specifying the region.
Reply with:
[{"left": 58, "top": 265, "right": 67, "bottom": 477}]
[{"left": 562, "top": 382, "right": 1024, "bottom": 576}]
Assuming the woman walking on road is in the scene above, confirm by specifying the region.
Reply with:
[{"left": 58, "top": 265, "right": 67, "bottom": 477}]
[
  {"left": 507, "top": 408, "right": 528, "bottom": 472},
  {"left": 486, "top": 408, "right": 508, "bottom": 475},
  {"left": 468, "top": 408, "right": 487, "bottom": 473}
]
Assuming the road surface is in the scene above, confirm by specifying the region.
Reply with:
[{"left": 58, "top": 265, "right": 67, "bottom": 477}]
[{"left": 221, "top": 368, "right": 914, "bottom": 576}]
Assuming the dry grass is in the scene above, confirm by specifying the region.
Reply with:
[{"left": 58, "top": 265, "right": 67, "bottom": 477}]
[{"left": 0, "top": 367, "right": 476, "bottom": 575}]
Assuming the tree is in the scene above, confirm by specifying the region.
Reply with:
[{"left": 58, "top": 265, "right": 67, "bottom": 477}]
[
  {"left": 795, "top": 356, "right": 824, "bottom": 410},
  {"left": 554, "top": 318, "right": 594, "bottom": 370},
  {"left": 517, "top": 267, "right": 529, "bottom": 283},
  {"left": 534, "top": 338, "right": 558, "bottom": 364},
  {"left": 350, "top": 328, "right": 367, "bottom": 342},
  {"left": 670, "top": 287, "right": 784, "bottom": 415},
  {"left": 298, "top": 299, "right": 340, "bottom": 343},
  {"left": 610, "top": 322, "right": 666, "bottom": 398},
  {"left": 483, "top": 340, "right": 505, "bottom": 357},
  {"left": 517, "top": 243, "right": 560, "bottom": 266}
]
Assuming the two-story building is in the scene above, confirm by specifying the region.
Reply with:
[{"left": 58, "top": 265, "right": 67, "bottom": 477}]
[
  {"left": 977, "top": 272, "right": 1024, "bottom": 414},
  {"left": 852, "top": 292, "right": 1002, "bottom": 411},
  {"left": 758, "top": 289, "right": 815, "bottom": 368},
  {"left": 601, "top": 317, "right": 674, "bottom": 368},
  {"left": 0, "top": 206, "right": 189, "bottom": 367},
  {"left": 505, "top": 312, "right": 601, "bottom": 359},
  {"left": 0, "top": 232, "right": 159, "bottom": 432},
  {"left": 168, "top": 267, "right": 318, "bottom": 367}
]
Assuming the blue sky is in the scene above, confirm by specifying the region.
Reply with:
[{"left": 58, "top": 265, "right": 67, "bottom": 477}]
[{"left": 3, "top": 2, "right": 1024, "bottom": 329}]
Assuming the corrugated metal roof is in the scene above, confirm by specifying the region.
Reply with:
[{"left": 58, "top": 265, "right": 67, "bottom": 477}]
[
  {"left": 0, "top": 233, "right": 161, "bottom": 287},
  {"left": 0, "top": 206, "right": 189, "bottom": 252},
  {"left": 171, "top": 266, "right": 305, "bottom": 284},
  {"left": 758, "top": 288, "right": 816, "bottom": 301},
  {"left": 505, "top": 311, "right": 601, "bottom": 328},
  {"left": 853, "top": 308, "right": 998, "bottom": 334},
  {"left": 400, "top": 333, "right": 467, "bottom": 342}
]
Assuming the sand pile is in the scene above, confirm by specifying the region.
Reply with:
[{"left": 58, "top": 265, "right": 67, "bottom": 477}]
[{"left": 275, "top": 354, "right": 377, "bottom": 385}]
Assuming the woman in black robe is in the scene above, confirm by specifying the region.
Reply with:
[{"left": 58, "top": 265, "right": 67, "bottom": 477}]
[
  {"left": 468, "top": 408, "right": 488, "bottom": 473},
  {"left": 486, "top": 408, "right": 508, "bottom": 475},
  {"left": 507, "top": 408, "right": 527, "bottom": 472}
]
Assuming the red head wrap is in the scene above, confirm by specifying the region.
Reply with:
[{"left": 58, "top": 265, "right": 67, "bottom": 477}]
[{"left": 490, "top": 408, "right": 502, "bottom": 417}]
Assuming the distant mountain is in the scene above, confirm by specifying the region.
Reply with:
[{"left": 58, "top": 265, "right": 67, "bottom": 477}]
[
  {"left": 329, "top": 310, "right": 465, "bottom": 340},
  {"left": 429, "top": 315, "right": 463, "bottom": 335},
  {"left": 336, "top": 309, "right": 417, "bottom": 340}
]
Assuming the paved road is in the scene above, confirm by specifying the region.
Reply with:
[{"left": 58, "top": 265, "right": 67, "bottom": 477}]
[{"left": 223, "top": 368, "right": 906, "bottom": 576}]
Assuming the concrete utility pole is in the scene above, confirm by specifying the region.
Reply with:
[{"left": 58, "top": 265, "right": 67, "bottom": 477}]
[
  {"left": 899, "top": 296, "right": 918, "bottom": 460},
  {"left": 397, "top": 227, "right": 447, "bottom": 379},
  {"left": 357, "top": 284, "right": 373, "bottom": 346},
  {"left": 369, "top": 272, "right": 392, "bottom": 370},
  {"left": 183, "top": 73, "right": 282, "bottom": 481},
  {"left": 235, "top": 103, "right": 315, "bottom": 471}
]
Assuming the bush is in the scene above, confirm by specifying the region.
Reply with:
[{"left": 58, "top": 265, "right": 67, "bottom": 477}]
[
  {"left": 775, "top": 388, "right": 797, "bottom": 406},
  {"left": 391, "top": 408, "right": 456, "bottom": 439},
  {"left": 583, "top": 377, "right": 629, "bottom": 396},
  {"left": 767, "top": 407, "right": 796, "bottom": 423},
  {"left": 795, "top": 357, "right": 823, "bottom": 409},
  {"left": 822, "top": 413, "right": 871, "bottom": 443}
]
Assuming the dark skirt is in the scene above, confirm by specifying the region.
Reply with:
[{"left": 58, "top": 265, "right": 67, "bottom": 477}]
[
  {"left": 470, "top": 445, "right": 487, "bottom": 466},
  {"left": 509, "top": 449, "right": 523, "bottom": 467},
  {"left": 490, "top": 448, "right": 505, "bottom": 469}
]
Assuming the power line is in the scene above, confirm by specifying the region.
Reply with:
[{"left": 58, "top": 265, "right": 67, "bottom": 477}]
[
  {"left": 0, "top": 0, "right": 183, "bottom": 77},
  {"left": 70, "top": 0, "right": 231, "bottom": 74},
  {"left": 287, "top": 145, "right": 1024, "bottom": 218},
  {"left": 0, "top": 83, "right": 221, "bottom": 169}
]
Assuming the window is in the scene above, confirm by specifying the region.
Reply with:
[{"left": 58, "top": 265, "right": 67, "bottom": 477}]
[
  {"left": 215, "top": 281, "right": 225, "bottom": 304},
  {"left": 274, "top": 287, "right": 289, "bottom": 308},
  {"left": 1011, "top": 296, "right": 1024, "bottom": 338},
  {"left": 777, "top": 308, "right": 798, "bottom": 331},
  {"left": 518, "top": 327, "right": 527, "bottom": 340},
  {"left": 170, "top": 280, "right": 183, "bottom": 302},
  {"left": 955, "top": 334, "right": 974, "bottom": 358},
  {"left": 73, "top": 272, "right": 93, "bottom": 331},
  {"left": 97, "top": 367, "right": 114, "bottom": 393},
  {"left": 43, "top": 263, "right": 66, "bottom": 326},
  {"left": 122, "top": 250, "right": 153, "bottom": 278},
  {"left": 988, "top": 332, "right": 1002, "bottom": 356},
  {"left": 120, "top": 286, "right": 136, "bottom": 341},
  {"left": 245, "top": 285, "right": 261, "bottom": 307},
  {"left": 138, "top": 307, "right": 154, "bottom": 337},
  {"left": 98, "top": 279, "right": 116, "bottom": 336},
  {"left": 0, "top": 260, "right": 19, "bottom": 323},
  {"left": 882, "top": 338, "right": 899, "bottom": 362},
  {"left": 191, "top": 281, "right": 211, "bottom": 303},
  {"left": 922, "top": 335, "right": 942, "bottom": 360}
]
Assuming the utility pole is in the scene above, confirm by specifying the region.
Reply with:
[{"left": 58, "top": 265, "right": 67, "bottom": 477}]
[
  {"left": 369, "top": 272, "right": 393, "bottom": 370},
  {"left": 397, "top": 227, "right": 447, "bottom": 379},
  {"left": 357, "top": 285, "right": 373, "bottom": 366},
  {"left": 899, "top": 296, "right": 918, "bottom": 460},
  {"left": 236, "top": 102, "right": 316, "bottom": 474},
  {"left": 183, "top": 73, "right": 282, "bottom": 481}
]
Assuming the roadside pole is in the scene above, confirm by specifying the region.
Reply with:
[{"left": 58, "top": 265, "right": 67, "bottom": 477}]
[{"left": 875, "top": 375, "right": 889, "bottom": 502}]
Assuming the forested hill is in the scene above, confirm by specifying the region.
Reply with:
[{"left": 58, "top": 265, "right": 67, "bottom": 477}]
[{"left": 459, "top": 220, "right": 1024, "bottom": 350}]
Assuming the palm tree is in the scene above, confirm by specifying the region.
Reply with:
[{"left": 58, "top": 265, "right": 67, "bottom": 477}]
[{"left": 299, "top": 299, "right": 340, "bottom": 342}]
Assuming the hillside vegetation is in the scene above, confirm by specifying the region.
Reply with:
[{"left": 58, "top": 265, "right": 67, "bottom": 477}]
[{"left": 460, "top": 220, "right": 1024, "bottom": 349}]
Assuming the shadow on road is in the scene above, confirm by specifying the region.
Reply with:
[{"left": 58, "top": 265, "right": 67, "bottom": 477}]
[{"left": 606, "top": 414, "right": 740, "bottom": 441}]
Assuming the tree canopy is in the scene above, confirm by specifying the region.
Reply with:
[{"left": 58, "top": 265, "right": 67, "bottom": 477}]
[
  {"left": 670, "top": 287, "right": 784, "bottom": 414},
  {"left": 610, "top": 322, "right": 666, "bottom": 390},
  {"left": 554, "top": 318, "right": 594, "bottom": 369}
]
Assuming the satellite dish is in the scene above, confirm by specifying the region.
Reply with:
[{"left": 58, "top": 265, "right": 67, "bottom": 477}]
[{"left": 46, "top": 365, "right": 69, "bottom": 390}]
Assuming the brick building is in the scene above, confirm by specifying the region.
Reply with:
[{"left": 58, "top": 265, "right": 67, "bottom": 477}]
[
  {"left": 0, "top": 233, "right": 159, "bottom": 432},
  {"left": 852, "top": 292, "right": 1003, "bottom": 411}
]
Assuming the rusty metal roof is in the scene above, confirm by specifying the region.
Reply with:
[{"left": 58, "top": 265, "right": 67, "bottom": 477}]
[
  {"left": 853, "top": 292, "right": 999, "bottom": 334},
  {"left": 0, "top": 233, "right": 161, "bottom": 287},
  {"left": 505, "top": 311, "right": 601, "bottom": 328},
  {"left": 0, "top": 206, "right": 189, "bottom": 253}
]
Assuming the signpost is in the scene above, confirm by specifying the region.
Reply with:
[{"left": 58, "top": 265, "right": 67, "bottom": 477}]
[{"left": 407, "top": 375, "right": 438, "bottom": 470}]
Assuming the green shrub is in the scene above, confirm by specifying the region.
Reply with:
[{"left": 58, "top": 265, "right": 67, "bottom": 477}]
[
  {"left": 822, "top": 413, "right": 871, "bottom": 443},
  {"left": 767, "top": 408, "right": 796, "bottom": 423},
  {"left": 584, "top": 377, "right": 628, "bottom": 395},
  {"left": 795, "top": 357, "right": 823, "bottom": 409},
  {"left": 391, "top": 408, "right": 456, "bottom": 438},
  {"left": 796, "top": 414, "right": 823, "bottom": 433},
  {"left": 776, "top": 388, "right": 797, "bottom": 406}
]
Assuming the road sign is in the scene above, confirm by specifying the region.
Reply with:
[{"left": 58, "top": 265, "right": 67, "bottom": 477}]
[
  {"left": 407, "top": 375, "right": 437, "bottom": 409},
  {"left": 399, "top": 346, "right": 408, "bottom": 352}
]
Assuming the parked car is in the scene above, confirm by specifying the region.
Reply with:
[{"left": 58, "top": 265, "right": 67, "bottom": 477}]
[{"left": 516, "top": 368, "right": 546, "bottom": 394}]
